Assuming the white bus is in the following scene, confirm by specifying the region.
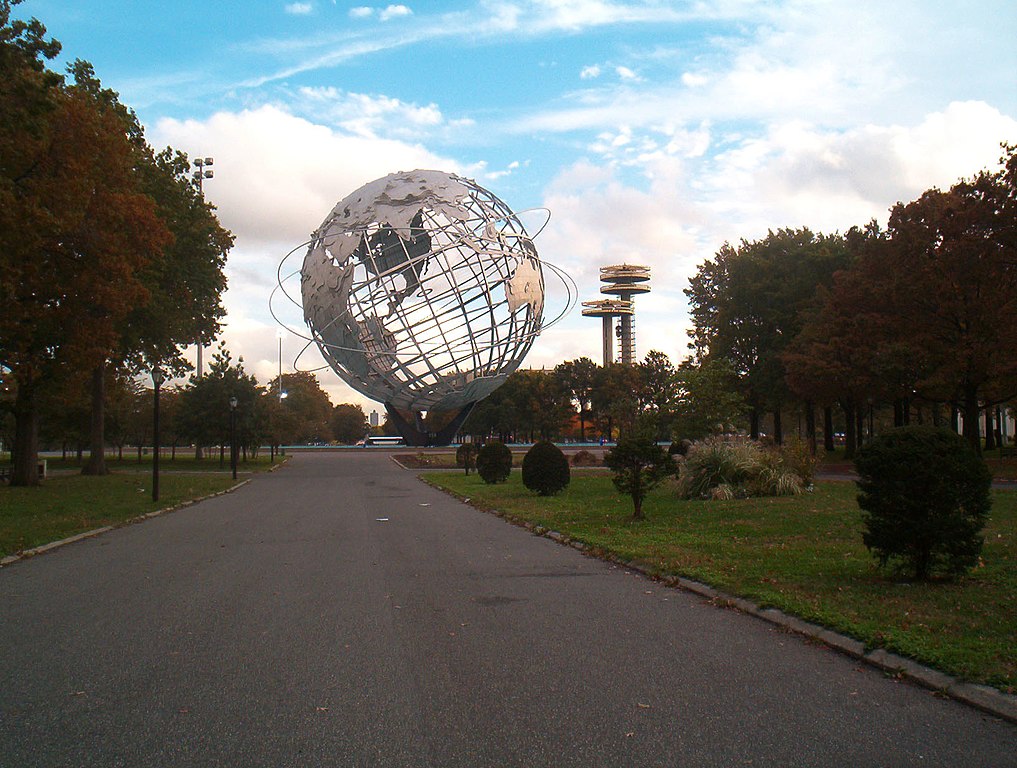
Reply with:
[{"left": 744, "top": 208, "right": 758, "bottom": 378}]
[{"left": 363, "top": 435, "right": 406, "bottom": 447}]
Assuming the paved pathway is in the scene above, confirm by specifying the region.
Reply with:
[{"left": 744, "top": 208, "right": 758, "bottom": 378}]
[{"left": 1, "top": 452, "right": 1014, "bottom": 767}]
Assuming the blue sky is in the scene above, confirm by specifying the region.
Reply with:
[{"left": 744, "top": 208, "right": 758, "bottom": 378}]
[{"left": 16, "top": 0, "right": 1017, "bottom": 408}]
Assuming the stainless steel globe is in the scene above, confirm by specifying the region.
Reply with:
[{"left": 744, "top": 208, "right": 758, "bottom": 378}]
[{"left": 300, "top": 170, "right": 546, "bottom": 441}]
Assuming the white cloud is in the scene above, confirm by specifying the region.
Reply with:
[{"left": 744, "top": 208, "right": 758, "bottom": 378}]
[
  {"left": 293, "top": 86, "right": 445, "bottom": 140},
  {"left": 580, "top": 64, "right": 601, "bottom": 79},
  {"left": 285, "top": 2, "right": 313, "bottom": 14},
  {"left": 529, "top": 101, "right": 1017, "bottom": 368},
  {"left": 149, "top": 104, "right": 458, "bottom": 408},
  {"left": 349, "top": 6, "right": 373, "bottom": 18},
  {"left": 379, "top": 4, "right": 412, "bottom": 21},
  {"left": 615, "top": 65, "right": 639, "bottom": 81}
]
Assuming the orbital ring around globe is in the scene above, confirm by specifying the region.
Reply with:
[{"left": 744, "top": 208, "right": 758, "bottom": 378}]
[{"left": 270, "top": 170, "right": 576, "bottom": 441}]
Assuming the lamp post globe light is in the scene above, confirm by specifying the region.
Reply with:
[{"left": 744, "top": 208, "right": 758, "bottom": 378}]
[
  {"left": 229, "top": 395, "right": 238, "bottom": 481},
  {"left": 152, "top": 367, "right": 165, "bottom": 502}
]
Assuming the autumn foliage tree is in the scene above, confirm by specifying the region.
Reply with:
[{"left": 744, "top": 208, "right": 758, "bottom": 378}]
[
  {"left": 787, "top": 147, "right": 1017, "bottom": 454},
  {"left": 686, "top": 228, "right": 851, "bottom": 444},
  {"left": 0, "top": 6, "right": 170, "bottom": 485}
]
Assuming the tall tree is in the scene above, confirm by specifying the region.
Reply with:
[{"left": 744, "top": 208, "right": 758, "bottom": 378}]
[
  {"left": 685, "top": 228, "right": 851, "bottom": 442},
  {"left": 882, "top": 156, "right": 1017, "bottom": 451},
  {"left": 554, "top": 357, "right": 598, "bottom": 441},
  {"left": 65, "top": 61, "right": 232, "bottom": 475},
  {"left": 672, "top": 357, "right": 747, "bottom": 442},
  {"left": 0, "top": 18, "right": 168, "bottom": 485},
  {"left": 177, "top": 343, "right": 262, "bottom": 458},
  {"left": 267, "top": 372, "right": 333, "bottom": 444},
  {"left": 638, "top": 350, "right": 679, "bottom": 441},
  {"left": 331, "top": 403, "right": 369, "bottom": 444}
]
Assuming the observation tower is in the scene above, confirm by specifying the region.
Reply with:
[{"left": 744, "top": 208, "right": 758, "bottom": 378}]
[
  {"left": 584, "top": 264, "right": 650, "bottom": 365},
  {"left": 581, "top": 298, "right": 633, "bottom": 367}
]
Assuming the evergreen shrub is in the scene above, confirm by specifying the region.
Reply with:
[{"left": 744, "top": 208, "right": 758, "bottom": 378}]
[
  {"left": 522, "top": 441, "right": 571, "bottom": 495},
  {"left": 476, "top": 441, "right": 512, "bottom": 484},
  {"left": 855, "top": 426, "right": 990, "bottom": 580}
]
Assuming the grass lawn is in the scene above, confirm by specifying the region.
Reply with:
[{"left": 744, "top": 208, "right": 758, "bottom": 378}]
[
  {"left": 40, "top": 453, "right": 281, "bottom": 473},
  {"left": 425, "top": 471, "right": 1016, "bottom": 693},
  {"left": 0, "top": 473, "right": 244, "bottom": 558}
]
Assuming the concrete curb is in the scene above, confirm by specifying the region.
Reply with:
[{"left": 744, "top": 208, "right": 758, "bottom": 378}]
[
  {"left": 423, "top": 478, "right": 1017, "bottom": 727},
  {"left": 0, "top": 476, "right": 258, "bottom": 568}
]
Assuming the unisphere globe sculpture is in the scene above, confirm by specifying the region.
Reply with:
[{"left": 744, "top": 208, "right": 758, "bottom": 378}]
[{"left": 299, "top": 169, "right": 548, "bottom": 445}]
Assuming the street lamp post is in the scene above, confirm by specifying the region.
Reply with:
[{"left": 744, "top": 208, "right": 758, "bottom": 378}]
[
  {"left": 229, "top": 396, "right": 238, "bottom": 481},
  {"left": 192, "top": 156, "right": 214, "bottom": 381},
  {"left": 277, "top": 330, "right": 284, "bottom": 402},
  {"left": 152, "top": 367, "right": 164, "bottom": 502}
]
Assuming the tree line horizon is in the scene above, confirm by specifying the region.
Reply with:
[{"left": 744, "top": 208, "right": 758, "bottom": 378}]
[{"left": 3, "top": 1, "right": 1015, "bottom": 483}]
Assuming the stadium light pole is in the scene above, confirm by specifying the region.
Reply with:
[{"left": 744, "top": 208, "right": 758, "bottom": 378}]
[{"left": 192, "top": 157, "right": 214, "bottom": 379}]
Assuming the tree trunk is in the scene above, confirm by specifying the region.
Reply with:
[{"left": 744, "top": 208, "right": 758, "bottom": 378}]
[
  {"left": 984, "top": 408, "right": 996, "bottom": 451},
  {"left": 951, "top": 404, "right": 960, "bottom": 433},
  {"left": 961, "top": 387, "right": 981, "bottom": 454},
  {"left": 804, "top": 400, "right": 817, "bottom": 455},
  {"left": 82, "top": 364, "right": 109, "bottom": 475},
  {"left": 11, "top": 382, "right": 40, "bottom": 486},
  {"left": 842, "top": 400, "right": 857, "bottom": 459},
  {"left": 772, "top": 407, "right": 783, "bottom": 445},
  {"left": 823, "top": 407, "right": 835, "bottom": 452},
  {"left": 749, "top": 408, "right": 760, "bottom": 440},
  {"left": 856, "top": 409, "right": 865, "bottom": 448},
  {"left": 932, "top": 403, "right": 943, "bottom": 427}
]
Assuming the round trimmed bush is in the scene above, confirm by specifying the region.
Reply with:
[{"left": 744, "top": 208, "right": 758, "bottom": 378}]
[
  {"left": 522, "top": 441, "right": 571, "bottom": 496},
  {"left": 476, "top": 441, "right": 512, "bottom": 484},
  {"left": 855, "top": 426, "right": 990, "bottom": 580}
]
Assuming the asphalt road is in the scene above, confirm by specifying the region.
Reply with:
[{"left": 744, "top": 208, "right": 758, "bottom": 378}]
[{"left": 1, "top": 452, "right": 1014, "bottom": 767}]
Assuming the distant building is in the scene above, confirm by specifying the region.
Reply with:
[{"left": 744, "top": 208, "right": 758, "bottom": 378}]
[{"left": 370, "top": 410, "right": 380, "bottom": 427}]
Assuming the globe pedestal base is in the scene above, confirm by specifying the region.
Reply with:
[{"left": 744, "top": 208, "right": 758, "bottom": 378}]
[{"left": 385, "top": 403, "right": 476, "bottom": 447}]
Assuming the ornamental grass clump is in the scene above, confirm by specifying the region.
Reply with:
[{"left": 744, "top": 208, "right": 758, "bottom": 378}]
[
  {"left": 675, "top": 436, "right": 806, "bottom": 500},
  {"left": 476, "top": 441, "right": 512, "bottom": 484},
  {"left": 522, "top": 440, "right": 571, "bottom": 496},
  {"left": 855, "top": 426, "right": 990, "bottom": 581},
  {"left": 570, "top": 449, "right": 600, "bottom": 467}
]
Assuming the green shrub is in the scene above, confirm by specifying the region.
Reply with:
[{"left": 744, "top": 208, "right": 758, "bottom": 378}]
[
  {"left": 675, "top": 436, "right": 807, "bottom": 499},
  {"left": 571, "top": 449, "right": 600, "bottom": 467},
  {"left": 456, "top": 443, "right": 477, "bottom": 475},
  {"left": 476, "top": 441, "right": 512, "bottom": 484},
  {"left": 604, "top": 437, "right": 674, "bottom": 519},
  {"left": 522, "top": 441, "right": 571, "bottom": 496},
  {"left": 855, "top": 426, "right": 990, "bottom": 580}
]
